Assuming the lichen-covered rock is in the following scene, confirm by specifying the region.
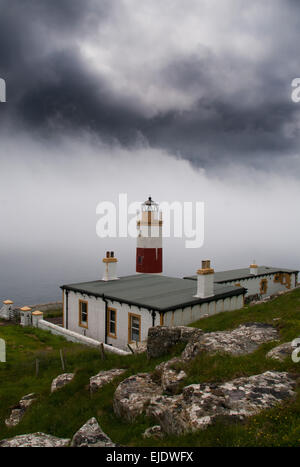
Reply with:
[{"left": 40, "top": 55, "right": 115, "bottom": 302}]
[
  {"left": 51, "top": 373, "right": 75, "bottom": 393},
  {"left": 0, "top": 432, "right": 70, "bottom": 447},
  {"left": 90, "top": 369, "right": 126, "bottom": 393},
  {"left": 153, "top": 358, "right": 187, "bottom": 394},
  {"left": 129, "top": 341, "right": 147, "bottom": 354},
  {"left": 142, "top": 425, "right": 164, "bottom": 440},
  {"left": 113, "top": 373, "right": 163, "bottom": 422},
  {"left": 266, "top": 341, "right": 298, "bottom": 362},
  {"left": 5, "top": 393, "right": 37, "bottom": 427},
  {"left": 147, "top": 326, "right": 203, "bottom": 359},
  {"left": 147, "top": 371, "right": 297, "bottom": 435},
  {"left": 182, "top": 323, "right": 279, "bottom": 360},
  {"left": 71, "top": 417, "right": 116, "bottom": 447}
]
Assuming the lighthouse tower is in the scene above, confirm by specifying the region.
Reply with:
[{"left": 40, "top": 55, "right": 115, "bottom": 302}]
[{"left": 136, "top": 196, "right": 163, "bottom": 274}]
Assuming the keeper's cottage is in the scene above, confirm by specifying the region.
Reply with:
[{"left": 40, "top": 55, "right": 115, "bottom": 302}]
[{"left": 61, "top": 197, "right": 298, "bottom": 351}]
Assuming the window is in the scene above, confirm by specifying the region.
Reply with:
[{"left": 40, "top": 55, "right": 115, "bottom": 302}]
[
  {"left": 260, "top": 279, "right": 268, "bottom": 295},
  {"left": 107, "top": 307, "right": 117, "bottom": 338},
  {"left": 138, "top": 256, "right": 143, "bottom": 265},
  {"left": 128, "top": 313, "right": 141, "bottom": 343},
  {"left": 79, "top": 300, "right": 88, "bottom": 328}
]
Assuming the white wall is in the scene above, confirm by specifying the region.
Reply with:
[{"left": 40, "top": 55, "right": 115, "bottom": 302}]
[
  {"left": 221, "top": 272, "right": 297, "bottom": 297},
  {"left": 163, "top": 293, "right": 244, "bottom": 327},
  {"left": 37, "top": 319, "right": 129, "bottom": 355},
  {"left": 63, "top": 290, "right": 156, "bottom": 351}
]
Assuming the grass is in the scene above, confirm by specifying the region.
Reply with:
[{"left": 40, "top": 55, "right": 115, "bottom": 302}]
[{"left": 1, "top": 288, "right": 300, "bottom": 446}]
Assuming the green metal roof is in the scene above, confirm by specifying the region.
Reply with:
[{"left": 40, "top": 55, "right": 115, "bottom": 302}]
[
  {"left": 61, "top": 274, "right": 246, "bottom": 312},
  {"left": 184, "top": 266, "right": 299, "bottom": 284}
]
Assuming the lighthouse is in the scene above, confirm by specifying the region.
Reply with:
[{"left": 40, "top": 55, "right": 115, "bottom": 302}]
[{"left": 136, "top": 196, "right": 163, "bottom": 274}]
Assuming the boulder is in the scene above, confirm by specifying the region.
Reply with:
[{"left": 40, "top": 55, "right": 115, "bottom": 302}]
[
  {"left": 147, "top": 326, "right": 203, "bottom": 359},
  {"left": 90, "top": 369, "right": 126, "bottom": 393},
  {"left": 71, "top": 417, "right": 116, "bottom": 447},
  {"left": 266, "top": 341, "right": 299, "bottom": 362},
  {"left": 0, "top": 432, "right": 70, "bottom": 447},
  {"left": 113, "top": 373, "right": 163, "bottom": 422},
  {"left": 147, "top": 371, "right": 297, "bottom": 436},
  {"left": 142, "top": 425, "right": 164, "bottom": 440},
  {"left": 153, "top": 358, "right": 187, "bottom": 394},
  {"left": 182, "top": 323, "right": 279, "bottom": 360},
  {"left": 51, "top": 373, "right": 75, "bottom": 393},
  {"left": 5, "top": 393, "right": 37, "bottom": 427}
]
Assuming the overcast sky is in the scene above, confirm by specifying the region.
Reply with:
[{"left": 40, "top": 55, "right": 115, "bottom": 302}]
[{"left": 0, "top": 0, "right": 299, "bottom": 304}]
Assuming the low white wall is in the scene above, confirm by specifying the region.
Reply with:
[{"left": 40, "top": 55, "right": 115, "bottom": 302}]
[{"left": 37, "top": 319, "right": 130, "bottom": 356}]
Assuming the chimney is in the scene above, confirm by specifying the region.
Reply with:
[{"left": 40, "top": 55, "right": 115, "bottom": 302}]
[
  {"left": 102, "top": 251, "right": 119, "bottom": 281},
  {"left": 250, "top": 261, "right": 258, "bottom": 276},
  {"left": 195, "top": 260, "right": 215, "bottom": 298}
]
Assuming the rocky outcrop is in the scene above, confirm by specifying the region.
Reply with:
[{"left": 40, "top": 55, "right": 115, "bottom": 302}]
[
  {"left": 113, "top": 373, "right": 163, "bottom": 422},
  {"left": 142, "top": 425, "right": 164, "bottom": 440},
  {"left": 0, "top": 432, "right": 70, "bottom": 447},
  {"left": 147, "top": 371, "right": 297, "bottom": 435},
  {"left": 51, "top": 373, "right": 75, "bottom": 393},
  {"left": 266, "top": 341, "right": 299, "bottom": 362},
  {"left": 89, "top": 369, "right": 126, "bottom": 393},
  {"left": 5, "top": 393, "right": 37, "bottom": 427},
  {"left": 147, "top": 326, "right": 204, "bottom": 359},
  {"left": 182, "top": 323, "right": 279, "bottom": 360},
  {"left": 71, "top": 417, "right": 116, "bottom": 447}
]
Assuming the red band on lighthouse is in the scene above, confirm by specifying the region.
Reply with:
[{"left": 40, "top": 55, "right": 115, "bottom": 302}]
[{"left": 136, "top": 197, "right": 163, "bottom": 274}]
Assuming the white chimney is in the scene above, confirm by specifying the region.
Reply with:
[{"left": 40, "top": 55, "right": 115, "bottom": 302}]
[
  {"left": 250, "top": 261, "right": 258, "bottom": 276},
  {"left": 102, "top": 251, "right": 119, "bottom": 281},
  {"left": 195, "top": 260, "right": 215, "bottom": 298}
]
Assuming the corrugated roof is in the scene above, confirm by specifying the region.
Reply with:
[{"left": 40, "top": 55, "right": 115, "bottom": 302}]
[
  {"left": 61, "top": 274, "right": 246, "bottom": 312},
  {"left": 184, "top": 266, "right": 299, "bottom": 284}
]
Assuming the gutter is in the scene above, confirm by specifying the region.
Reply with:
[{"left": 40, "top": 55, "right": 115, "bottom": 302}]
[
  {"left": 61, "top": 285, "right": 246, "bottom": 314},
  {"left": 65, "top": 290, "right": 69, "bottom": 329},
  {"left": 102, "top": 295, "right": 108, "bottom": 345}
]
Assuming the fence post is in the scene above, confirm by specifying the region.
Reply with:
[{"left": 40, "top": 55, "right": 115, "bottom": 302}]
[
  {"left": 60, "top": 349, "right": 65, "bottom": 371},
  {"left": 35, "top": 358, "right": 39, "bottom": 377},
  {"left": 100, "top": 343, "right": 106, "bottom": 360}
]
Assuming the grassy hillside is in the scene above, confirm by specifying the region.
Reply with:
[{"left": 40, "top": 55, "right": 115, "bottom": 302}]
[{"left": 1, "top": 288, "right": 300, "bottom": 447}]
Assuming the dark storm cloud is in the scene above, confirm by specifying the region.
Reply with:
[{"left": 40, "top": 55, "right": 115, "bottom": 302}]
[{"left": 1, "top": 0, "right": 300, "bottom": 169}]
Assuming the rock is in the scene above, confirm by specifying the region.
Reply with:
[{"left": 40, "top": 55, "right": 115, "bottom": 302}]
[
  {"left": 147, "top": 326, "right": 204, "bottom": 359},
  {"left": 5, "top": 393, "right": 37, "bottom": 427},
  {"left": 266, "top": 341, "right": 299, "bottom": 362},
  {"left": 113, "top": 373, "right": 163, "bottom": 422},
  {"left": 147, "top": 371, "right": 297, "bottom": 436},
  {"left": 182, "top": 323, "right": 279, "bottom": 360},
  {"left": 142, "top": 425, "right": 164, "bottom": 440},
  {"left": 89, "top": 369, "right": 126, "bottom": 393},
  {"left": 0, "top": 432, "right": 70, "bottom": 447},
  {"left": 129, "top": 341, "right": 147, "bottom": 354},
  {"left": 51, "top": 373, "right": 75, "bottom": 393},
  {"left": 153, "top": 358, "right": 187, "bottom": 394},
  {"left": 71, "top": 417, "right": 115, "bottom": 447}
]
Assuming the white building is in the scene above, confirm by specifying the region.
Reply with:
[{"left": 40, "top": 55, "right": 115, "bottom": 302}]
[
  {"left": 61, "top": 257, "right": 246, "bottom": 351},
  {"left": 184, "top": 262, "right": 298, "bottom": 302},
  {"left": 60, "top": 197, "right": 298, "bottom": 351}
]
